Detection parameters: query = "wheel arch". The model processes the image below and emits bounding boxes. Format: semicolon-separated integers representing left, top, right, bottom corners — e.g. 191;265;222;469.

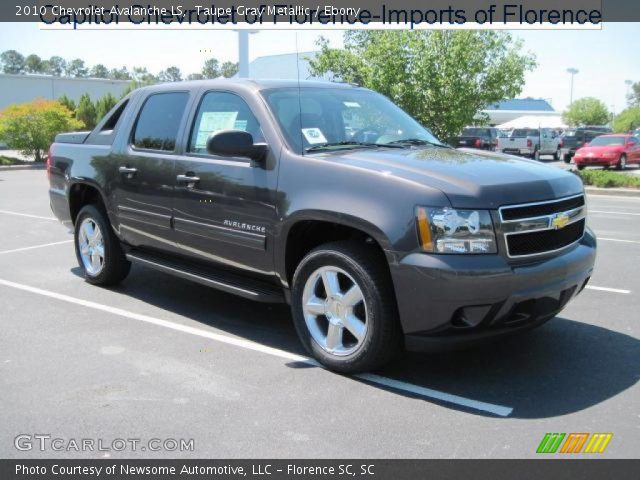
276;210;395;289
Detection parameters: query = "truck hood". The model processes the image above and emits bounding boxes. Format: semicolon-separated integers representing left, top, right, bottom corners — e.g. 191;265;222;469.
322;146;584;209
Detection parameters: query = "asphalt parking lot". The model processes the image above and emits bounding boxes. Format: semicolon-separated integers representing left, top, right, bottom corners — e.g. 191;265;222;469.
1;169;638;459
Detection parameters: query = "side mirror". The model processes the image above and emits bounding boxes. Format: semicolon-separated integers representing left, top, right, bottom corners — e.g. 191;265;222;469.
206;130;267;161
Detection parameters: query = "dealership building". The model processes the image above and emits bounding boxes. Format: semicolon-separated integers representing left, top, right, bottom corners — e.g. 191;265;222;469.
0;73;130;110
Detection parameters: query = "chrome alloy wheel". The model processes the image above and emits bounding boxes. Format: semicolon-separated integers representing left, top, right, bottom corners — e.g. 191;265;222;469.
301;266;368;356
78;217;105;276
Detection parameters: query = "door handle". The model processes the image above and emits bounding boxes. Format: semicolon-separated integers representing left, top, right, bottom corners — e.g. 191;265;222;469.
176;174;200;187
118;166;138;176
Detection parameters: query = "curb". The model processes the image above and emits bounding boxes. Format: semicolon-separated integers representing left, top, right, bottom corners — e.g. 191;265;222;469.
0;163;45;171
585;186;640;197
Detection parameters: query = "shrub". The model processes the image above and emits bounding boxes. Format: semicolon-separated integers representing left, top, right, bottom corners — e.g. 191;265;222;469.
75;93;96;129
576;169;640;189
0;98;83;161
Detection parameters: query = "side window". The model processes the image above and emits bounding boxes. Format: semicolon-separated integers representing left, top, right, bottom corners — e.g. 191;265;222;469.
102;100;127;131
189;91;263;154
133;92;189;151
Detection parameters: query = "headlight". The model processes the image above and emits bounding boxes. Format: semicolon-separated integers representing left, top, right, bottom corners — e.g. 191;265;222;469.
416;207;497;254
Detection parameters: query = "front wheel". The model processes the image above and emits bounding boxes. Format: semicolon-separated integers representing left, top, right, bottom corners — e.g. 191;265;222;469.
74;204;130;286
290;241;402;373
617;154;627;170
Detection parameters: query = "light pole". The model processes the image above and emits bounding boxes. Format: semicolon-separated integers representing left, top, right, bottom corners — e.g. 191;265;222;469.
567;68;579;106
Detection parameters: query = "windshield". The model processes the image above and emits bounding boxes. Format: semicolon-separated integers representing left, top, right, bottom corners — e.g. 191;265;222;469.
261;87;445;153
589;136;626;146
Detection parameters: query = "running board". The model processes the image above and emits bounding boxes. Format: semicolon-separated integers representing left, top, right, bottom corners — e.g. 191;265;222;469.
126;251;284;303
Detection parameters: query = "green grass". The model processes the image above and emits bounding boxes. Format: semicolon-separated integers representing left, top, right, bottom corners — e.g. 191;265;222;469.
0;155;28;166
576;169;640;189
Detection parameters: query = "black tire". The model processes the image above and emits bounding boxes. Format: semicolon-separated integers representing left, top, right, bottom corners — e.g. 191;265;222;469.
577;165;586;171
553;149;560;161
531;148;540;161
74;204;130;286
617;154;627;170
563;154;571;164
290;241;402;373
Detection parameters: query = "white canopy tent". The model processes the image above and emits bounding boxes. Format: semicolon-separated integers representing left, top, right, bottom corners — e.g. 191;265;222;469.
496;114;567;130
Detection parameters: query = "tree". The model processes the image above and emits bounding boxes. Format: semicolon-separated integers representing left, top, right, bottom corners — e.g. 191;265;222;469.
158;66;182;82
95;93;118;123
66;58;88;77
58;95;76;115
308;31;536;139
0;99;83;161
75;93;97;129
0;50;25;74
132;67;157;84
628;81;640;107
90;64;109;78
202;58;220;78
47;56;66;76
220;61;239;78
612;106;640;133
24;54;44;74
562;97;610;127
110;66;132;80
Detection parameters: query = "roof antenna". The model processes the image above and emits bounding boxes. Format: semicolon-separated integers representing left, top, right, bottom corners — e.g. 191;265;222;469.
295;32;304;154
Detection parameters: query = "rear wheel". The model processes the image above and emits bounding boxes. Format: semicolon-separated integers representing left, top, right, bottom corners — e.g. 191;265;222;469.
532;148;540;161
74;204;130;286
617;154;627;170
553;149;560;161
290;241;402;373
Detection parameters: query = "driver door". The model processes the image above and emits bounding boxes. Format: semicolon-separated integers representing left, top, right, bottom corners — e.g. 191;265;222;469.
171;90;279;278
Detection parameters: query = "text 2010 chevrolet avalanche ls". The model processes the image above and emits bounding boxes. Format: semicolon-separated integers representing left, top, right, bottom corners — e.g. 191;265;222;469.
48;80;596;373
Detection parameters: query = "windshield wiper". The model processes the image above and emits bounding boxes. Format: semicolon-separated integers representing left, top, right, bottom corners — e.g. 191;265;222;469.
385;138;450;148
305;141;404;152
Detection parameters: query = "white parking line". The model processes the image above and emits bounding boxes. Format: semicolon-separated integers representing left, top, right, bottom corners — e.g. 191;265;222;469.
0;277;513;417
585;285;631;294
591;210;640;216
0;240;73;255
0;210;57;221
598;237;640;245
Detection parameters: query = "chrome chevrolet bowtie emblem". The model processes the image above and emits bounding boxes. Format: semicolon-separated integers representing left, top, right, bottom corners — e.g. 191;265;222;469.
551;212;570;230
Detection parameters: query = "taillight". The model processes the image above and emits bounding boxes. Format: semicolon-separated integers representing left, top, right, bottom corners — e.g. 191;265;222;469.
527;139;533;148
559;139;564;148
474;138;481;148
46;146;53;181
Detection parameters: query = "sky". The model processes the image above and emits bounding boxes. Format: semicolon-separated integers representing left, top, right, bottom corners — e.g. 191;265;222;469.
0;23;638;114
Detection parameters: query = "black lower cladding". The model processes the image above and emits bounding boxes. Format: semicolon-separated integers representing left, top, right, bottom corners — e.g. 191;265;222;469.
507;219;585;256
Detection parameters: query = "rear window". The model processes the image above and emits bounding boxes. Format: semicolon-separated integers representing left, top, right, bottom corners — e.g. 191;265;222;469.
462;128;490;136
512;129;539;137
133;92;189;151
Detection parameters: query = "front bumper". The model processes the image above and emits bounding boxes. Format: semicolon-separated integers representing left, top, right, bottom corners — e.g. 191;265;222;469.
389;229;596;351
575;156;615;167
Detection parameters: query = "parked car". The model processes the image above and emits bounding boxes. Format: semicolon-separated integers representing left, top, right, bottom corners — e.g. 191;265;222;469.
497;128;560;160
573;134;640;170
559;126;613;163
633;128;640;138
451;127;499;150
47;79;596;373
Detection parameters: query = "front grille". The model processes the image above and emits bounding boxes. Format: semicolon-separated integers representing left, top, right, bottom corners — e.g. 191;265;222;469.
501;195;585;220
507;219;585;256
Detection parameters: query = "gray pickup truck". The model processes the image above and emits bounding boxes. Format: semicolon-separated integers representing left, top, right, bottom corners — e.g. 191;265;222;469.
48;79;596;373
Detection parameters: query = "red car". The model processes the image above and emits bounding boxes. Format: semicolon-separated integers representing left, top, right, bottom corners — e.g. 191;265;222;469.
574;134;640;170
